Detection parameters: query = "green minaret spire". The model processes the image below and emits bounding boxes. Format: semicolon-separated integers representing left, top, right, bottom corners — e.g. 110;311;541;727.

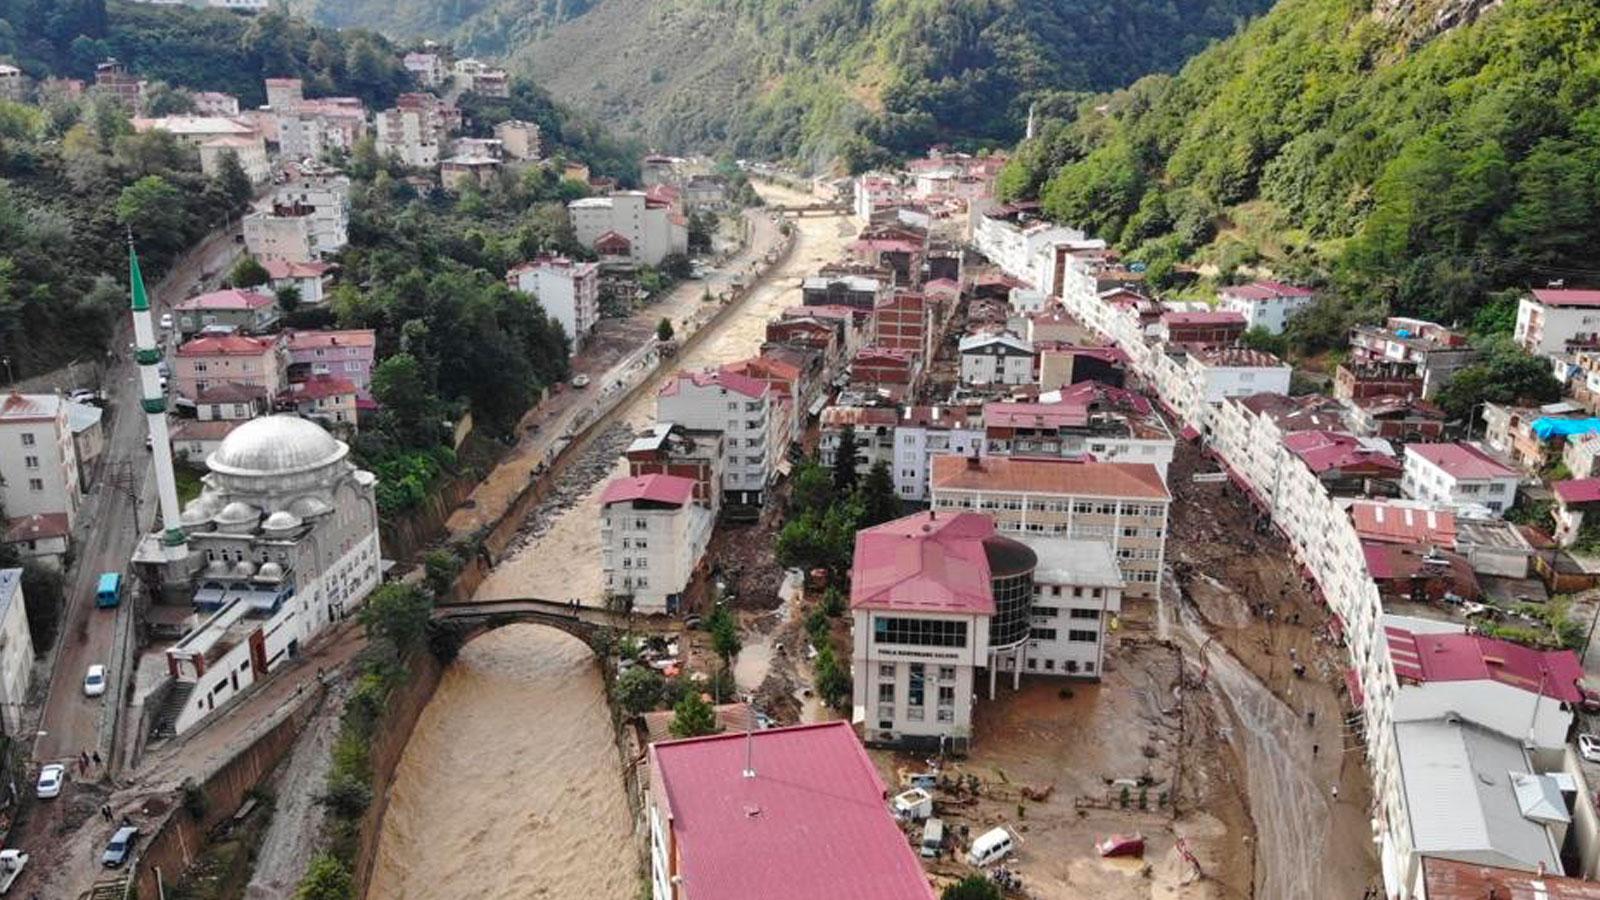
129;239;150;312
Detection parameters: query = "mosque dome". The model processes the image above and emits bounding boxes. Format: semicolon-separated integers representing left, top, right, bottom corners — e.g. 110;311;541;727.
213;501;261;526
208;415;347;478
262;510;303;532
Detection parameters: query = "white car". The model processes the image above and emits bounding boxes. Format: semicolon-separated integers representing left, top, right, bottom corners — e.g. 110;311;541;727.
571;374;591;388
1580;733;1600;764
159;312;173;331
83;664;107;697
35;764;65;799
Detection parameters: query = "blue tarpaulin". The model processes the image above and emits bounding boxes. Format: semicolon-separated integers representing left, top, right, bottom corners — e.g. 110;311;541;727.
1532;417;1600;440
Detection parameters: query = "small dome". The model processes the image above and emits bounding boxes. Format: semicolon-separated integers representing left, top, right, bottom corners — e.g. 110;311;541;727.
179;504;214;527
209;415;347;477
288;496;332;519
982;535;1037;578
262;510;303;531
255;561;285;582
214;501;260;526
231;560;257;578
204;559;229;576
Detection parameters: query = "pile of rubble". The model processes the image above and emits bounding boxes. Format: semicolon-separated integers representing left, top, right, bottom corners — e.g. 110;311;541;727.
502;423;634;554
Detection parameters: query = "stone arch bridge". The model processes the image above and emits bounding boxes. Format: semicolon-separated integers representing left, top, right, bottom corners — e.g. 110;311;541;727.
430;598;667;652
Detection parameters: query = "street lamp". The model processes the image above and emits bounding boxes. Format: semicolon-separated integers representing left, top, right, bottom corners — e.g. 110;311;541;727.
0;356;11;385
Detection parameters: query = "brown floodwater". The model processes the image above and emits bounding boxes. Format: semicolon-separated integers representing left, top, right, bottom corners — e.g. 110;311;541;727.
366;625;636;899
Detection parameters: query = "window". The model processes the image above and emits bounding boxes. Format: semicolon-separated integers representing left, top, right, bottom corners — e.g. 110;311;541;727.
1032;606;1059;618
1030;627;1057;641
1069;629;1098;643
873;617;967;648
878;683;895;703
27;478;43;492
908;664;925;707
22;455;37;469
19;432;35;447
938;666;956;681
878;663;895;678
938;685;955;707
1044;658;1055;670
1069;609;1099;620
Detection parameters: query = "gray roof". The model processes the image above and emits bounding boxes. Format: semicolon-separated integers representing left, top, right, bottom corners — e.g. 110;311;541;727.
1017;537;1123;588
1395;717;1561;872
207;415;346;477
66;401;102;435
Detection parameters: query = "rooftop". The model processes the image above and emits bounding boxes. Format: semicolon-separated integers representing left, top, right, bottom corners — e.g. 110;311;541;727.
658;369;769;401
175;289;275;312
1406;442;1518;480
1282;431;1400;476
1187;346;1287;369
599;474;696;508
649;722;934;900
851;511;1015;614
1161;310;1247;326
1219;280;1316;302
1350;501;1457;546
931;455;1169;500
1019;537;1122;588
1553;477;1600;506
1531;288;1600;308
958;332;1033;354
1383;623;1583;702
176;335;278;358
262;259;335;280
285;329;374;351
640;703;753;745
4;513;71;543
1421;857;1600;899
0;392;63;422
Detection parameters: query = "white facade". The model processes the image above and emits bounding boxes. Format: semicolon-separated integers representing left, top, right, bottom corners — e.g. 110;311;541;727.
1515;291;1600;357
853;607;987;749
274;177;350;256
1218;285;1315;335
507;257;600;354
569;193;688;267
600;487;713;615
0;394;81;529
655;372;780;506
199;137;270;184
958;333;1035;386
403;53;444;88
243;212;315;264
0;570;35;735
1401;445;1519;515
972;211;1085;294
374;107;440;168
1011;539;1122;679
894;416;984;502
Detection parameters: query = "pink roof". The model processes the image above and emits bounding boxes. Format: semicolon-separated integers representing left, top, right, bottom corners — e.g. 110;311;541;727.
1221;280;1316;302
851;512;999;614
1351;502;1457;546
176;335;277;357
175;289;275;312
4;512;70;543
1161;310;1246;326
849;238;922;255
285;329;375;351
1383;624;1584;702
932;455;1169;500
650;722;934;900
292;375;357;400
658;369;769;400
1555;478;1600;505
984;401;1088;430
1189;346;1286;368
1406;442;1518;480
1532;288;1600;308
0;392;62;422
1282;431;1400;475
600;473;697;507
262;259;335;280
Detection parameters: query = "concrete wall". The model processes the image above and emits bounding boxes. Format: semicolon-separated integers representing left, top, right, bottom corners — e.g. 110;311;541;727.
350;649;445;897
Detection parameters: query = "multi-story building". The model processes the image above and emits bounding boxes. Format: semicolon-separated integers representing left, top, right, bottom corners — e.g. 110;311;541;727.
452;58;511;98
801;273;889;312
958;332;1035;386
850;511;1034;751
872;289;932;357
93;59;142;106
1156;346;1293;430
0;393;81;529
721;356;809;438
243;207;318;264
493;120;542;160
984;384;1175;479
819;406;900;481
263;77;303;112
0;570;35;734
262;259;336;307
646;721;934;900
892;406;985;502
374;106;440;168
1401;442;1520;515
1347;317;1476;398
402;52;444;88
285;376;359;432
197;135;271;184
930;456;1169;599
1515;288;1600;357
506;256;600;354
0;65;24;102
277;99;367;162
599;474;712;614
656;370;782;506
173;289;279;337
273;168;350;254
972;202;1096;296
625;424;723;514
569;192;688;267
848;346;920;398
284;330;376;398
1215;280;1316;334
1012;537;1122;679
172;334;287;404
1156;310;1247;346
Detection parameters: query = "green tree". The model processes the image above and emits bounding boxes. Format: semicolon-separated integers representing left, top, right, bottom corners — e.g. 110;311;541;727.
142;82;195;117
1435;337;1564;422
421;548;462;597
615;665;667;716
813;642;851;710
371;353;444;448
831;426;859;493
669;690;718;738
357;583;433;653
788;458;831;514
707;605;741;667
855;460;899;527
215;149;253;206
942;876;1002;900
115;175;184;247
297;852;353;900
655;317;674;342
231;256;270;288
276;283;303;314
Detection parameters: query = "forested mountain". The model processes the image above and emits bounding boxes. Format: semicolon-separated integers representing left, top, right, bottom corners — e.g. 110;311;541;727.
999;0;1600;341
293;0;1275;167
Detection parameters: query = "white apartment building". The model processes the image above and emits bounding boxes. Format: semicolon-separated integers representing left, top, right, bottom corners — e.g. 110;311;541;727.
1013;537;1122;679
198;136;271;184
929;456;1170;599
403;52;444;88
1401;442;1520;515
1515;288;1600;357
274;173;350;255
819;406;899;481
984;389;1176;481
493;120;542;160
1156;346;1292;432
893;407;984;501
0;393;81;530
599;474;713;615
656;370;780;507
0;570;35;735
243;211;317;264
958;332;1035;386
569;192;688;267
971;205;1088;296
374;107;440;168
1217;280;1316;334
506;256;600;354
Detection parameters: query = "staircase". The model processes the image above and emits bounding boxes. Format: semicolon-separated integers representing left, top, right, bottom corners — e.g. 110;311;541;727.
149;681;197;739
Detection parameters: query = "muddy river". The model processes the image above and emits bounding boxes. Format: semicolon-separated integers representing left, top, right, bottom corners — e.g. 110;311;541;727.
369;187;850;898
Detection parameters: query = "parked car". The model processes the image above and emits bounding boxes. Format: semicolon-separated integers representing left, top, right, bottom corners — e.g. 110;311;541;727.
101;825;139;868
1579;733;1600;763
35;764;65;799
571;374;591;388
158;312;173;331
83;664;107;697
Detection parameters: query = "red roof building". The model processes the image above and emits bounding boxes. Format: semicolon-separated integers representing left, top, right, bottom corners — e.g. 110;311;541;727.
1157;310;1247;346
1350;501;1458;547
1405;442;1518;480
599;473;697;507
1282;431;1401;480
1530;288;1600;308
850;511;1006;614
646;722;935;900
1382;624;1581;702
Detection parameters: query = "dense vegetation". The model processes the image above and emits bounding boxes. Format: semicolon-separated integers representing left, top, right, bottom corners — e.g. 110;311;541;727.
999;0;1600;337
298;0;1273;166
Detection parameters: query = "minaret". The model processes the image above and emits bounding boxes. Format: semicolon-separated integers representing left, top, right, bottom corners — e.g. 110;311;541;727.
1025;102;1037;141
129;240;187;553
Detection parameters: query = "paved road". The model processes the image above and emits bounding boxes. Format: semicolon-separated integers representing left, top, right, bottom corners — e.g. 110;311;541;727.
32;226;243;767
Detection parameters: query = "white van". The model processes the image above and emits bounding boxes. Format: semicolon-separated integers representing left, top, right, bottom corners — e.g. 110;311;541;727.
966;826;1015;867
920;818;945;858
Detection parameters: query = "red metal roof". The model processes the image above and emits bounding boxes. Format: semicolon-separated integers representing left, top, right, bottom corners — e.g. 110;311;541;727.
658;369;770;400
931;455;1169;500
0;392;63;422
1160;310;1246;326
1554;477;1600;505
262;259;335;280
1406;442;1518;480
1220;280;1316;302
1422;857;1600;899
291;375;357;400
174;288;275;312
649;722;934;900
3;512;70;543
285;329;375;351
1282;431;1400;476
599;473;696;507
851;511;999;613
1531;288;1600;308
1383;623;1583;702
1350;501;1457;546
984;400;1088;430
175;335;277;357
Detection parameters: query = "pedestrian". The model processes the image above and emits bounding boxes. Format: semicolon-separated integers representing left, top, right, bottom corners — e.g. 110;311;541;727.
1306;709;1316;727
1331;784;1339;801
91;750;101;767
101;804;112;822
1312;744;1319;757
